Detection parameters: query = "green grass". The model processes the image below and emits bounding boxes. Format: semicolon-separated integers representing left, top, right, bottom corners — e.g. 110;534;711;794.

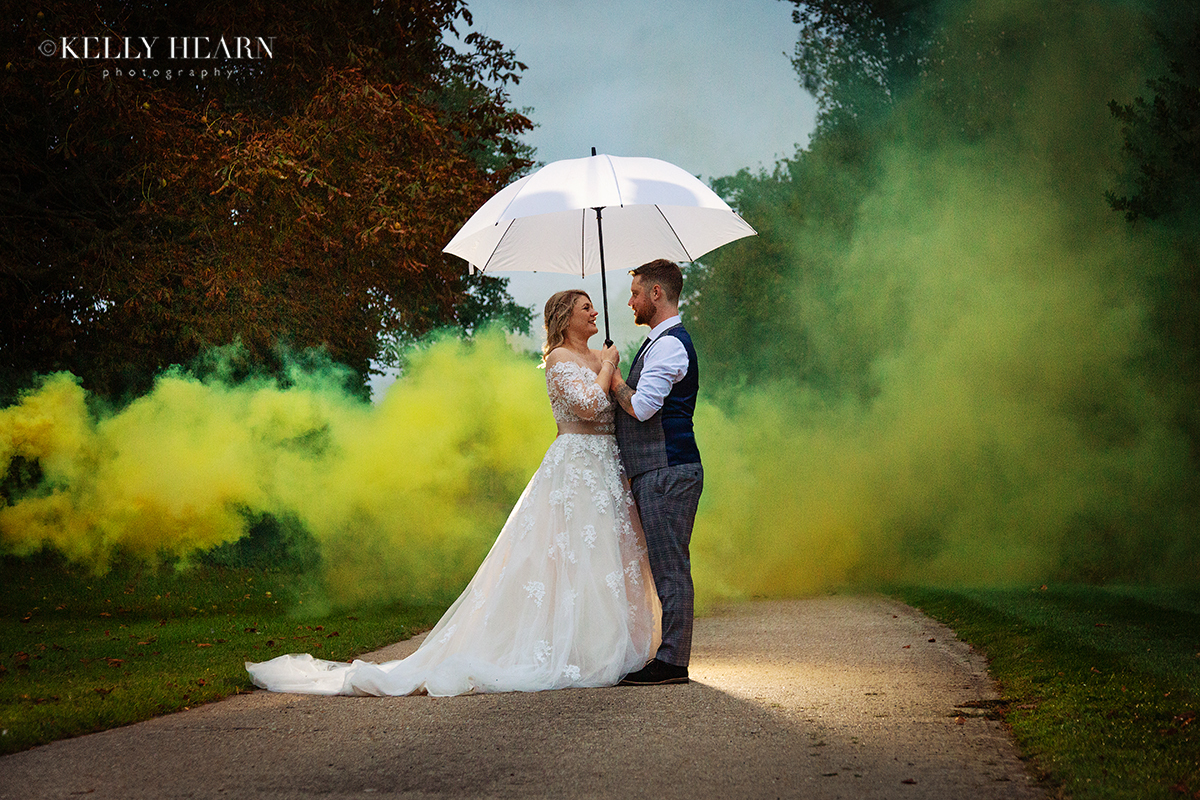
0;554;448;755
897;584;1200;800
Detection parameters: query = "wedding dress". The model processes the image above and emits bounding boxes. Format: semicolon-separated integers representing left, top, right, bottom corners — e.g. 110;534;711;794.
246;359;660;696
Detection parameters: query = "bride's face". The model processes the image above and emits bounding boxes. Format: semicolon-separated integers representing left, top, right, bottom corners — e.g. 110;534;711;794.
568;295;599;341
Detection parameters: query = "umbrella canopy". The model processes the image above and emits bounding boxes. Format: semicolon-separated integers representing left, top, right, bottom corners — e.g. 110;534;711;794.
444;153;755;277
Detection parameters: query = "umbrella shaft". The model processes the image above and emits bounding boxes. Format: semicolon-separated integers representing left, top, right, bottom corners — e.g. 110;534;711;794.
594;207;612;347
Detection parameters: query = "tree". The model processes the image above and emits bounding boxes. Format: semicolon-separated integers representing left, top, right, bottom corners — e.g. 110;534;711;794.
1107;9;1200;225
0;0;533;401
784;0;939;134
1107;4;1200;449
686;2;937;395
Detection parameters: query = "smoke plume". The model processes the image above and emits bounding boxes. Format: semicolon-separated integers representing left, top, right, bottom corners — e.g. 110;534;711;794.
689;0;1199;602
0;333;553;607
3;1;1196;612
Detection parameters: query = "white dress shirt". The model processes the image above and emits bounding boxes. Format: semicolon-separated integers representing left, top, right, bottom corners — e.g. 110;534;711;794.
630;315;690;422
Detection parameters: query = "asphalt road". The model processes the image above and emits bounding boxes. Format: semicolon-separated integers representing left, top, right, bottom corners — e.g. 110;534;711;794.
0;595;1045;799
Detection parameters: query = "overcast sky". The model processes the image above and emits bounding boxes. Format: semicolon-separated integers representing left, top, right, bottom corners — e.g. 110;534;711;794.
377;2;816;393
448;0;818;355
463;0;815;180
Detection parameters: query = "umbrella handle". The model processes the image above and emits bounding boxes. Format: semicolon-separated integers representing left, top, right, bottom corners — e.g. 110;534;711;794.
594;206;613;347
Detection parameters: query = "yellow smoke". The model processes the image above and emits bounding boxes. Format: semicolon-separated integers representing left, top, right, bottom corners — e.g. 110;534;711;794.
4;2;1197;613
0;333;553;606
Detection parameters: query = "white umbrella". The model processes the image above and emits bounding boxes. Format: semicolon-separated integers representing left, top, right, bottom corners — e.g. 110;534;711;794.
443;151;756;343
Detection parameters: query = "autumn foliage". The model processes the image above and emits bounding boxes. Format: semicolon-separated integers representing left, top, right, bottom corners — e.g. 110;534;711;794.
0;0;533;399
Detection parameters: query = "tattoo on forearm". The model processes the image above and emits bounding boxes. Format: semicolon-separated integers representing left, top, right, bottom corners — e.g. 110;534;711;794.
614;383;635;414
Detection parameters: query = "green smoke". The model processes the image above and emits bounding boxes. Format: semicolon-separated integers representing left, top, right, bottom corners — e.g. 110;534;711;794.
3;1;1196;613
687;0;1199;601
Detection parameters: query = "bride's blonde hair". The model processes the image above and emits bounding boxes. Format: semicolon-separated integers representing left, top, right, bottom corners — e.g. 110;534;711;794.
542;289;590;360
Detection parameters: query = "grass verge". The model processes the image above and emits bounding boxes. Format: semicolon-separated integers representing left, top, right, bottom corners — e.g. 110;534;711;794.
897;584;1200;800
0;554;448;756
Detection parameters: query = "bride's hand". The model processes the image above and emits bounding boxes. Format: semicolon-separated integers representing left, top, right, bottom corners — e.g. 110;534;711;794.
600;344;620;367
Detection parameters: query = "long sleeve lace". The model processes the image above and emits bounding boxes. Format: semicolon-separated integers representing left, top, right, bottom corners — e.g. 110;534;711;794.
546;362;613;422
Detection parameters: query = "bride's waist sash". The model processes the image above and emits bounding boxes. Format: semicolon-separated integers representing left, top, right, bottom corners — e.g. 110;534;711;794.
556;420;615;436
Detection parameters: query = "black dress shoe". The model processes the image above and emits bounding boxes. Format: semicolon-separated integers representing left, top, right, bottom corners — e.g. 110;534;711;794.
618;658;689;686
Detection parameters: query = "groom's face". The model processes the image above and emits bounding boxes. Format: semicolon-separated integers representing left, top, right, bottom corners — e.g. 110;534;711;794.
629;276;657;326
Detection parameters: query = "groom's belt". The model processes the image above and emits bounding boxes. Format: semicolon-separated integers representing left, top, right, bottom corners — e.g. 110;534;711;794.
556;420;615;436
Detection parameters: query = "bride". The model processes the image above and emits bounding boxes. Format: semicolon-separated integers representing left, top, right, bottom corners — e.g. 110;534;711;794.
246;290;660;696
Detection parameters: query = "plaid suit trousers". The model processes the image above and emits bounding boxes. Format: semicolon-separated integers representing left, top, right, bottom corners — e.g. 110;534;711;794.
630;462;704;667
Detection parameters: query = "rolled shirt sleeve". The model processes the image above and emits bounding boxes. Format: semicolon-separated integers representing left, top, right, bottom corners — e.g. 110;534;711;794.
629;328;690;422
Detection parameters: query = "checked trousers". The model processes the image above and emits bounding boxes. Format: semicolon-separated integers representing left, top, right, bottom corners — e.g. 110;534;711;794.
629;462;704;667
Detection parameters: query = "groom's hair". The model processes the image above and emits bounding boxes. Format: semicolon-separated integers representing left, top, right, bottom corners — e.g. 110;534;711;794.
631;259;683;304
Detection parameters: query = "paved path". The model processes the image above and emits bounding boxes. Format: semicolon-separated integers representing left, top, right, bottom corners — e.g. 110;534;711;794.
0;596;1044;799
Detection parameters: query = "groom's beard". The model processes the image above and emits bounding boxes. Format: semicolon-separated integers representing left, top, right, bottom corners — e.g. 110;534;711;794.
634;302;656;326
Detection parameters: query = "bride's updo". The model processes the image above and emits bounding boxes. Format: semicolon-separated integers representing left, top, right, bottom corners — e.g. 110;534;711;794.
542;289;590;360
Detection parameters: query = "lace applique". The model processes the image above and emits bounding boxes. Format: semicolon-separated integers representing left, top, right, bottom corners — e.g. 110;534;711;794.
547;486;574;523
553;531;577;564
581;525;597;549
546;361;615;429
472;587;485;610
605;570;623;598
519;510;535;540
562;664;581;681
439;624;457;644
589;475;611;515
560;464;581;521
625;560;642;586
534;640;553;664
525;581;546;607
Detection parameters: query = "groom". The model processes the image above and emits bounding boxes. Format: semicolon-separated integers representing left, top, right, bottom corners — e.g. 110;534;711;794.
608;259;703;686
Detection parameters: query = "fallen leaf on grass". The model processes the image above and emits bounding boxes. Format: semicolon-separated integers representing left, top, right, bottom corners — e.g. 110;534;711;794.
901;778;917;784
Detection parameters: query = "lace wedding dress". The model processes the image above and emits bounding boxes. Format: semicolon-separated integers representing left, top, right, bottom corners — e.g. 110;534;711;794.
246;360;660;696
